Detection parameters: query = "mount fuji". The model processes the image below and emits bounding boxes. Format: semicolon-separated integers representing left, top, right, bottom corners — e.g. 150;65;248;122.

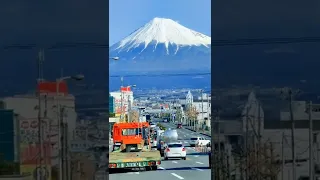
109;17;211;74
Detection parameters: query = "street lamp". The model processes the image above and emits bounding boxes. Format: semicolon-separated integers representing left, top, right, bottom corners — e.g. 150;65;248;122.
56;74;84;180
110;57;120;60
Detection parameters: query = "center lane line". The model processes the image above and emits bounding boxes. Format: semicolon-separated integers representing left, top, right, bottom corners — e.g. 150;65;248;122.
171;173;184;179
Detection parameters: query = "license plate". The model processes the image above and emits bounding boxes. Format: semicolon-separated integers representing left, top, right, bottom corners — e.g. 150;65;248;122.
125;162;147;167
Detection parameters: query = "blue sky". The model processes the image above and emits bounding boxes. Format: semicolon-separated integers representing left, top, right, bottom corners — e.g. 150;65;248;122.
109;0;211;45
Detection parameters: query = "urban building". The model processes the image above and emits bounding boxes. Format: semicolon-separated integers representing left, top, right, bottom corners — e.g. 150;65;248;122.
0;81;77;176
109;94;115;114
110;86;134;117
280;101;320;121
185;90;211;127
0;109;19;163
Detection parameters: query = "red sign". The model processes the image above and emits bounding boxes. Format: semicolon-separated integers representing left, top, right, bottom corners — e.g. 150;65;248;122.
37;81;68;94
120;86;131;92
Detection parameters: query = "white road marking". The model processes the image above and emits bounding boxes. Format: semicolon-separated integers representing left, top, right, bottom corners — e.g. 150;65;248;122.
171;173;184;179
191;167;204;171
194;155;199;157
159;166;165;170
196;161;204;164
184;141;188;143
134;172;139;174
172;161;178;164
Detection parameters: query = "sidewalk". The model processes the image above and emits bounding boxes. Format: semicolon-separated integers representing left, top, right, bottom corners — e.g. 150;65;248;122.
185;126;211;137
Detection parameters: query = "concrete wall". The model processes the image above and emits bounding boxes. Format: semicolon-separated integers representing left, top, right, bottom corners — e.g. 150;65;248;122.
280;101;320;121
263;129;320;161
0;174;31;180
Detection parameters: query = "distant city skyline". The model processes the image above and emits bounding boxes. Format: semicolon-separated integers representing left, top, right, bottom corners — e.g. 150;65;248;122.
109;0;211;45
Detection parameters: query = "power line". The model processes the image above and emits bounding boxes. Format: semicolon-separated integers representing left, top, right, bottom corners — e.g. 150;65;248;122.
109;72;211;78
2;36;320;50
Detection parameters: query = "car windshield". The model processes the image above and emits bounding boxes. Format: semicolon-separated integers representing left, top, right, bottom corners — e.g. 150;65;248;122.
168;144;183;148
190;138;198;140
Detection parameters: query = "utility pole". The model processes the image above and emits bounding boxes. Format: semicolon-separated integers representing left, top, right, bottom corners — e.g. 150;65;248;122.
210;107;214;180
257;100;261;180
201;90;204;131
128;95;131;122
56;79;63;180
280;87;297;180
309;101;314;180
60;107;66;180
120;77;124;122
207;94;209;129
215;108;221;179
281;132;285;180
245;106;249;180
288;89;296;180
43;94;48;178
217;109;221;157
37;49;44;180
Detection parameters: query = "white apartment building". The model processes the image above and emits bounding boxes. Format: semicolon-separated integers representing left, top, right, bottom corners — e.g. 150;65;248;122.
185;91;211;127
110;91;134;117
260;100;320;179
1;94;77;166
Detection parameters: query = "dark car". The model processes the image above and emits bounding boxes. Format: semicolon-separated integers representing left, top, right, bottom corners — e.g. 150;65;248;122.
177;123;182;129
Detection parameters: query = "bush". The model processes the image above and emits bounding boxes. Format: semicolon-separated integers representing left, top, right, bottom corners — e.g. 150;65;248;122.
156;123;167;130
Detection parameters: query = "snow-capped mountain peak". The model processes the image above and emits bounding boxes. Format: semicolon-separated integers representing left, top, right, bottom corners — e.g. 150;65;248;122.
114;17;211;54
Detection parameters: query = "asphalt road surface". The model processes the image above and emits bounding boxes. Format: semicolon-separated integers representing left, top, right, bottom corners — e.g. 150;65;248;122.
108;121;211;180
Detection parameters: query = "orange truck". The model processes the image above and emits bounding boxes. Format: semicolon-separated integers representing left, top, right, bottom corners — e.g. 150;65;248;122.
109;122;161;171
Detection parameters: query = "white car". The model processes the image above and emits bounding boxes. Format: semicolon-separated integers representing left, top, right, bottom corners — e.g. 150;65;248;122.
150;123;156;128
164;142;187;160
190;137;210;147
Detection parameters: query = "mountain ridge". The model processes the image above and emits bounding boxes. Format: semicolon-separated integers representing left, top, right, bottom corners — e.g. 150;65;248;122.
109;17;211;73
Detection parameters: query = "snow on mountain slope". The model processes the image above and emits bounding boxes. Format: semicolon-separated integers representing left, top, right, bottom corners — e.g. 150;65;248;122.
111;17;211;55
109;17;211;73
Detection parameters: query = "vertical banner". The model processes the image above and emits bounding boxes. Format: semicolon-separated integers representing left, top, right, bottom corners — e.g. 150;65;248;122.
20;118;52;180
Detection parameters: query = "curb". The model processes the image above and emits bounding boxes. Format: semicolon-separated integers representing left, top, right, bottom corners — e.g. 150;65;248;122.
185;127;211;137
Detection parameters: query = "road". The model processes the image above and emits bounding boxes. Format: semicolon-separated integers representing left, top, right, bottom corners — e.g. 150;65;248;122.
108;121;211;180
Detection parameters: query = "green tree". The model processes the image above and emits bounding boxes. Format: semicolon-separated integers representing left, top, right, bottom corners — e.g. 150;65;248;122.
109;112;115;117
0;153;19;175
175;108;183;123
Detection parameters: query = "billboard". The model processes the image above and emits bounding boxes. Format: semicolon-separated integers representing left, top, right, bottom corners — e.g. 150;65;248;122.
20;117;53;180
110;88;133;117
37;81;68;94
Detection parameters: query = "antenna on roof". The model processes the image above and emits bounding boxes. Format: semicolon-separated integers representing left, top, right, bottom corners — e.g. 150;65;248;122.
37;49;45;83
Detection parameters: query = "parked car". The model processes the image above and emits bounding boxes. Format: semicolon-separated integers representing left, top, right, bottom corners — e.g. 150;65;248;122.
150;122;156;128
189;137;210;147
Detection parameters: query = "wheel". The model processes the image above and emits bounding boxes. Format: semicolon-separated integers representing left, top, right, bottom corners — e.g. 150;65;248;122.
164;157;168;160
151;166;158;171
183;157;186;160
